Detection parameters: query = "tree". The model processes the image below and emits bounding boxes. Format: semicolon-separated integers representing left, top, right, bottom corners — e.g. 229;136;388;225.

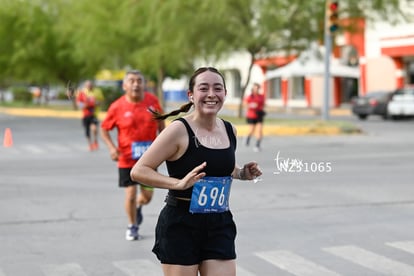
119;0;232;106
0;0;95;105
0;0;408;112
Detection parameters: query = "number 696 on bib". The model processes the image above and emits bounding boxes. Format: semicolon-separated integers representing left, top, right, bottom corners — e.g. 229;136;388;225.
190;176;232;214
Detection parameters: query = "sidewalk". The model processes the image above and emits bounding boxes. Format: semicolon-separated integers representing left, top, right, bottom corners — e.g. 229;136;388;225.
219;102;352;118
0;105;357;136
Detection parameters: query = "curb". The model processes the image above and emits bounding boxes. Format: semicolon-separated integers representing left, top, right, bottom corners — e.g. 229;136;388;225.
0;107;83;119
0;107;356;136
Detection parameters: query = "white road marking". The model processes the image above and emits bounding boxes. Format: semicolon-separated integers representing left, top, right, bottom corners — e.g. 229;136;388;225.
255;250;341;276
45;143;71;152
324;245;414;276
20;145;45;154
387;241;414;254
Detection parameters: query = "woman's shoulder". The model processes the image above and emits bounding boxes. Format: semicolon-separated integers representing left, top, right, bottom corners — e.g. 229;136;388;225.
165;118;188;134
155;118;189;149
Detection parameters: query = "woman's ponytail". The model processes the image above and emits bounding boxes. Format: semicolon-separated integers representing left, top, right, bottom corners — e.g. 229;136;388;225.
149;102;193;121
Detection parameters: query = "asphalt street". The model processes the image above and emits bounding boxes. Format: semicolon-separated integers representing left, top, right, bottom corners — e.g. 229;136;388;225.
0;113;414;276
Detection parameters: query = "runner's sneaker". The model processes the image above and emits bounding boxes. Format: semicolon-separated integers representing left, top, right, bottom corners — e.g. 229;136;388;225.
125;225;139;241
136;206;143;226
253;146;261;152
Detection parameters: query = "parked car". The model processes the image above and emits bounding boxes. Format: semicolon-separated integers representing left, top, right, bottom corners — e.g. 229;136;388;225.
351;91;394;120
387;86;414;119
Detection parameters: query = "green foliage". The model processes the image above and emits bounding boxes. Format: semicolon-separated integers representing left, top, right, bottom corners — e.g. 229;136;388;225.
56;91;69;100
0;0;409;102
100;86;123;111
0;0;91;88
11;86;32;103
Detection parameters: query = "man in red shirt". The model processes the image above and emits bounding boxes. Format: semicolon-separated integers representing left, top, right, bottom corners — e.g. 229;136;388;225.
101;70;165;241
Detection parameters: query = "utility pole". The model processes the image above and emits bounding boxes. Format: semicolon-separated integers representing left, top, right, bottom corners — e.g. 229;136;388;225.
323;1;339;121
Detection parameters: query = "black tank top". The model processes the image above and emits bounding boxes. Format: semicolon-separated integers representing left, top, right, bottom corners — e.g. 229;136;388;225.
166;117;237;198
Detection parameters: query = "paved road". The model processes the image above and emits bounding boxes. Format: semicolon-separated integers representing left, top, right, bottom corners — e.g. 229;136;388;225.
1;114;414;276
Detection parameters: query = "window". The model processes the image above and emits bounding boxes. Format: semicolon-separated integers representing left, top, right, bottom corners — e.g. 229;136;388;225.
268;78;282;99
291;77;305;99
223;69;241;98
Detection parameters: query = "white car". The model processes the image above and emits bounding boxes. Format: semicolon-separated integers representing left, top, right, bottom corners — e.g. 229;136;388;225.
387;87;414;119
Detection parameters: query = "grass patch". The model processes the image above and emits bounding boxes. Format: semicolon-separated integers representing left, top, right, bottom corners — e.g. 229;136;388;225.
218;115;362;134
220;114;355;127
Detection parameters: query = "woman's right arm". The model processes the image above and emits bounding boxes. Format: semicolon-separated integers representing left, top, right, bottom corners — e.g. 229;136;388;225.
130;120;206;190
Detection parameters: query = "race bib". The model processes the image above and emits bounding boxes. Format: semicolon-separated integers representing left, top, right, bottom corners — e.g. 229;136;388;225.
131;141;152;160
190;176;232;214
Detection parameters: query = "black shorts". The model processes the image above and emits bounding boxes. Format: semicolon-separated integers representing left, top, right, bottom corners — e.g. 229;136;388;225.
118;168;153;190
246;117;263;124
82;115;98;138
82;115;99;127
152;199;237;265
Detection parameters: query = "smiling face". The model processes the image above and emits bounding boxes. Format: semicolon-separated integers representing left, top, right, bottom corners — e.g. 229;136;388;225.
189;70;227;115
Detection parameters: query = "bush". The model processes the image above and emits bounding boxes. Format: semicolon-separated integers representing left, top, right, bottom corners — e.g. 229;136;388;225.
12;86;32;104
100;86;123;111
56;90;69;100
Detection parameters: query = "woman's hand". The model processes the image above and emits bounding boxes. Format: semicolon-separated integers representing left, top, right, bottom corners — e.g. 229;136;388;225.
174;162;207;190
241;161;262;180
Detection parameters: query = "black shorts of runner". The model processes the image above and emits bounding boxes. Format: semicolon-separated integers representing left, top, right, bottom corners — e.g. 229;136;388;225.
152;198;237;265
82;115;99;138
118;168;154;191
246;117;263;124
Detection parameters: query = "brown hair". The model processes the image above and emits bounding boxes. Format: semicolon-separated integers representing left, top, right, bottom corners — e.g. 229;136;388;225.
150;67;226;120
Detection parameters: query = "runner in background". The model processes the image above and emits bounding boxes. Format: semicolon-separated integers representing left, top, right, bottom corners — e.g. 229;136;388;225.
244;83;266;152
76;80;104;151
100;70;165;241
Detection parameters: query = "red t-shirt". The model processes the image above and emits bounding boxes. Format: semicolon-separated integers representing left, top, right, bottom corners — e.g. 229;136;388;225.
101;93;163;168
245;94;265;119
76;88;104;117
